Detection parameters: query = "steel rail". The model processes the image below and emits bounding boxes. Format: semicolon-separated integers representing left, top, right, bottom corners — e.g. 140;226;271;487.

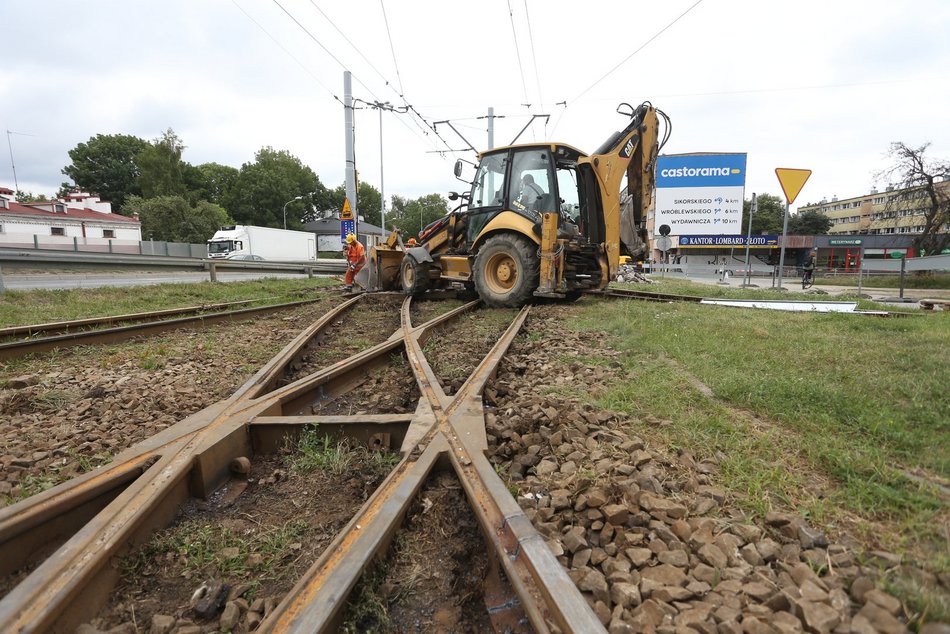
1;294;604;633
0;296;363;603
0;295;476;631
0;297;327;361
259;299;604;633
0;298;267;339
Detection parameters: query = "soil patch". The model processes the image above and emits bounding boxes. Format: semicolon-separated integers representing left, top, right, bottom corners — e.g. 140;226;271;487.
0;299;335;507
84;435;396;633
342;471;493;633
283;295;403;385
422;308;519;395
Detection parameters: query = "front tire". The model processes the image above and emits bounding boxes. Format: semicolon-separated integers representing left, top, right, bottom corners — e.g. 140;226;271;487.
400;256;430;295
473;234;539;307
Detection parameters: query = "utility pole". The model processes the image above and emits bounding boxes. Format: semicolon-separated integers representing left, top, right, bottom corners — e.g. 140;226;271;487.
353;100;408;239
487;107;495;150
344;71;357;240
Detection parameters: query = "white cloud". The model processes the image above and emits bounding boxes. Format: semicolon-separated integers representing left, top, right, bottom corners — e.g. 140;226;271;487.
1;0;948;214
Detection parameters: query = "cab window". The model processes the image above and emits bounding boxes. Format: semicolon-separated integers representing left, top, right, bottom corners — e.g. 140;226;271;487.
469;152;507;209
556;166;580;223
508;150;555;214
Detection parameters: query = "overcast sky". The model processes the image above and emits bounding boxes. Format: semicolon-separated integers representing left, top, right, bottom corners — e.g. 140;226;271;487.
2;0;949;214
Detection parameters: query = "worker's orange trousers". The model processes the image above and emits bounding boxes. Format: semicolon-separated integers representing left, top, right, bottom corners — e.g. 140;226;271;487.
344;263;363;285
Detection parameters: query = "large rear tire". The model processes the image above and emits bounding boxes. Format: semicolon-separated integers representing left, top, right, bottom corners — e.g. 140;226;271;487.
473;234;539;307
400;256;430;295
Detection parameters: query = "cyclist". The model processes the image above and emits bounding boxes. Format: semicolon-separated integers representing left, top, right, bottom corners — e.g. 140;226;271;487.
802;250;817;288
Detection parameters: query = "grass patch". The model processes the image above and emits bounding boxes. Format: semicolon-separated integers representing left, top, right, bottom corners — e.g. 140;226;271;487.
0;278;336;328
287;427;400;477
816;273;950;290
571;294;949;548
126;517;311;592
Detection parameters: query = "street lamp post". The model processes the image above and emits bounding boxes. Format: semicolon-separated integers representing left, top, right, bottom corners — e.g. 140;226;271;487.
282;195;307;231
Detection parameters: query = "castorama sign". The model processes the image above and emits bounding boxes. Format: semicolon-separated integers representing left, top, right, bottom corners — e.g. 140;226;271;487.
654;153;747;236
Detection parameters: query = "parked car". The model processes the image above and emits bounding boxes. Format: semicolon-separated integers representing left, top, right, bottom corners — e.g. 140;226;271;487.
226;254;265;261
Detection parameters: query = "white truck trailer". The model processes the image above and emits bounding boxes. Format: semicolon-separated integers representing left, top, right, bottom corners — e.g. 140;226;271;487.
207;225;317;261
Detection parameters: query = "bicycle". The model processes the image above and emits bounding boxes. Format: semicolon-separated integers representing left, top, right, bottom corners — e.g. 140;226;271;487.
801;269;814;289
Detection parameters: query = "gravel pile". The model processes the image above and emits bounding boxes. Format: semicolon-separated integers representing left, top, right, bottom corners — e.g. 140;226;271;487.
487;306;915;633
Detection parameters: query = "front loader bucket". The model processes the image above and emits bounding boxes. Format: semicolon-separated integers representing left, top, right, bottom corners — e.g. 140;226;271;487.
363;246;403;291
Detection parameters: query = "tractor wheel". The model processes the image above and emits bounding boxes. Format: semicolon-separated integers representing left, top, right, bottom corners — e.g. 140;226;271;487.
473;234;539;307
400;255;430;295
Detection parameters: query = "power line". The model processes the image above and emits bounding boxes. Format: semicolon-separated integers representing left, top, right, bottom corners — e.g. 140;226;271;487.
379;0;406;96
271;0;350;77
523;0;544;111
306;0;402;98
230;0;340;101
551;0;704;136
506;0;531;109
571;0;704;103
290;0;454;156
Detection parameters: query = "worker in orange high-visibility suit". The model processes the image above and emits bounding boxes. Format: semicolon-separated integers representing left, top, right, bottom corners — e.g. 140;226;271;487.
343;233;366;291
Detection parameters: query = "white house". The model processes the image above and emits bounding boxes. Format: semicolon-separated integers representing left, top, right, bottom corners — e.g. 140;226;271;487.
0;187;142;248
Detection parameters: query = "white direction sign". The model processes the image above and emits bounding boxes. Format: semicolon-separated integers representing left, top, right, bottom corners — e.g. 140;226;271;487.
654;153;747;236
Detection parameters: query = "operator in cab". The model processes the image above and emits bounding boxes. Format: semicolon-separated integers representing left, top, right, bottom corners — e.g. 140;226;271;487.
343;233;366;292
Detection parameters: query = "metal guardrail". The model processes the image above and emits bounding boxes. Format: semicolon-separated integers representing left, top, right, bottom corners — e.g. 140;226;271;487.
0;248;346;289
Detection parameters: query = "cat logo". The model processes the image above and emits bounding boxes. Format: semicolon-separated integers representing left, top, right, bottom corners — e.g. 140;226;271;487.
619;134;638;159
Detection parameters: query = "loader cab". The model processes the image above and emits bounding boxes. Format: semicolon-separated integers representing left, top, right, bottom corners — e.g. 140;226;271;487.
464;145;597;246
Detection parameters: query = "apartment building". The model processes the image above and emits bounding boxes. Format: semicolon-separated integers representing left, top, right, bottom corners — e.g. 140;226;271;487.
798;180;950;237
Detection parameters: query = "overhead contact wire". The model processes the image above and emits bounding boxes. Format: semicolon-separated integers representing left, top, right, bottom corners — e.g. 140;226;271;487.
231;0;340;102
551;0;705;136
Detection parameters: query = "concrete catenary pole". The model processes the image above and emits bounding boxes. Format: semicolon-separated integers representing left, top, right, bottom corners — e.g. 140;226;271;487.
344;71;358;238
379;104;385;236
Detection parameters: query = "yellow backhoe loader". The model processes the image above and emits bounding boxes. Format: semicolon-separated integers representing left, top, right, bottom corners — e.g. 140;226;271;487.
361;102;670;307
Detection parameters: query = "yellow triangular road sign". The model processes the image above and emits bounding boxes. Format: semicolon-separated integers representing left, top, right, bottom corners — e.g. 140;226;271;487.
775;168;812;205
340;197;353;220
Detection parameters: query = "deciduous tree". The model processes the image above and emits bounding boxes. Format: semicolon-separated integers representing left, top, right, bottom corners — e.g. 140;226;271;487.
127;195;231;243
788;209;832;235
61;133;147;212
740;193;785;236
136;129;187;199
224;148;325;229
878;142;950;255
388;194;449;238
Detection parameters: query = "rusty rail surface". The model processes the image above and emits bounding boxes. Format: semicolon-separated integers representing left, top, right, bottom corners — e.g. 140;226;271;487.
0;297;326;361
0;294;605;633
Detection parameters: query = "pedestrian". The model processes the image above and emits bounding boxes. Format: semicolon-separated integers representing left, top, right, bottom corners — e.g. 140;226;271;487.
343;233;366;292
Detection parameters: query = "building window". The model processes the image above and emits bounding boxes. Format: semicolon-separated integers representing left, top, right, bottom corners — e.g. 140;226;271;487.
0;198;7;209
103;229;116;238
51;227;66;236
54;203;66;213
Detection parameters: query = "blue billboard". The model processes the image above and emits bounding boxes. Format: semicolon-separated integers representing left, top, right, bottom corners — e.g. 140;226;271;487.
654;153;747;236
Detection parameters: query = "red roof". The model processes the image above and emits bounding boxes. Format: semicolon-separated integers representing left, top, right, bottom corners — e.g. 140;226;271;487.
0;187;14;195
0;201;140;224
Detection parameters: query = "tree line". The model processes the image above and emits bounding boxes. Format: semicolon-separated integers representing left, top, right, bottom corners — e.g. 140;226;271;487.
49;129;450;243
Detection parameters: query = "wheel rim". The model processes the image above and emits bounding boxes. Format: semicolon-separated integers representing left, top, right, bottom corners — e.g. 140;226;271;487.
484;251;518;294
402;262;414;288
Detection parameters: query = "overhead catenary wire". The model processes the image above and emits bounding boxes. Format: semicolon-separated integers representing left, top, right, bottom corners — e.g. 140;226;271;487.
267;0;451;158
506;0;532;111
523;0;544;112
550;0;705;136
379;0;406;96
230;0;340;102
